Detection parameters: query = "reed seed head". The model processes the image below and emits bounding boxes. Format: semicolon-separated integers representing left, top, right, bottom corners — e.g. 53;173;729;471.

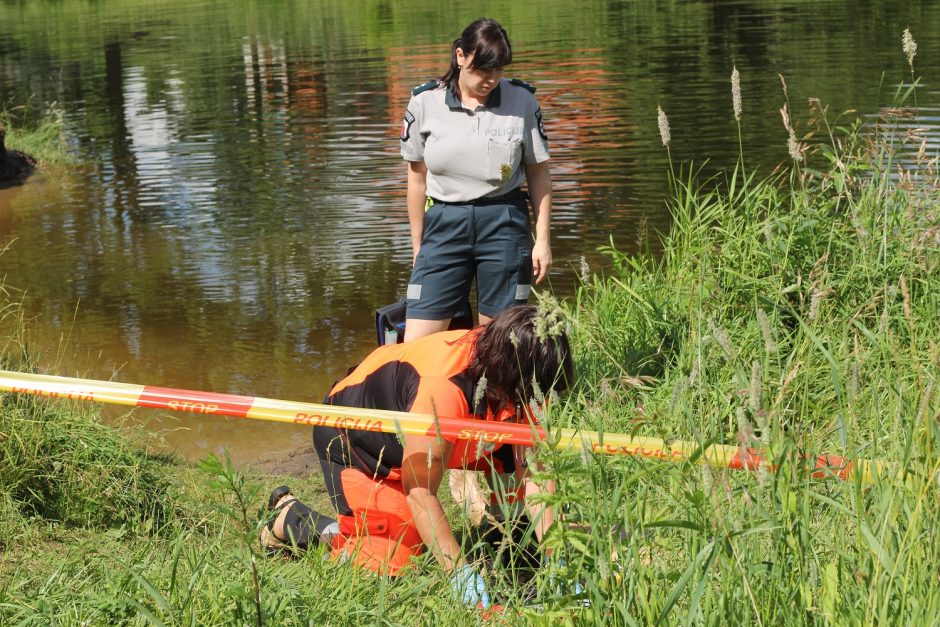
749;360;762;413
530;374;546;405
731;65;742;120
533;292;567;342
473;373;488;411
903;28;917;70
780;103;804;162
528;397;545;424
778;74;788;99
636;216;649;250
757;459;770;486
808;285;823;320
579;255;590;283
779;103;792;131
788;133;803;162
710;320;735;360
900;274;912;324
736;406;754;446
657;104;671;147
701;464;714;495
756;307;777;355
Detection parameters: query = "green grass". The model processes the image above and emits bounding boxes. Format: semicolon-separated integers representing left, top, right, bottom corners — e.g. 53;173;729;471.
547;97;940;624
1;105;70;165
1;88;939;624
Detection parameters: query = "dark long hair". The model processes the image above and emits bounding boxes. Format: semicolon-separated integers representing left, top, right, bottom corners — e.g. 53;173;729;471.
438;18;513;94
467;305;574;409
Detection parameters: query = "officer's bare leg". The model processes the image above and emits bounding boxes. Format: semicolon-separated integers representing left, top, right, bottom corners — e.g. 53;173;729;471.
403;318;451;341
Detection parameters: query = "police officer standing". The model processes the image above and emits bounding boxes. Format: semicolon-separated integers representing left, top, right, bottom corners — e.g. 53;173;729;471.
400;17;553;340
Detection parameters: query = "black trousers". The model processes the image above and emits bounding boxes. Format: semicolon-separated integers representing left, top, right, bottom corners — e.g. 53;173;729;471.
312;424;404;516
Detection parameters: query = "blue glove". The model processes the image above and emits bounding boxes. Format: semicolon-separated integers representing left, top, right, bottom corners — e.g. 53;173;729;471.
450;564;491;609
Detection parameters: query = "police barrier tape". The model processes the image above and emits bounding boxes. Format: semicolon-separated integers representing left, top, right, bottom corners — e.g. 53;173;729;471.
0;369;886;483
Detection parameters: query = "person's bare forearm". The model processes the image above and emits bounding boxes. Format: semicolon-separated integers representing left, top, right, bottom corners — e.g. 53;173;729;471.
524;162;553;283
526;162;552;246
401;434;461;571
406;161;428;258
406;487;462;571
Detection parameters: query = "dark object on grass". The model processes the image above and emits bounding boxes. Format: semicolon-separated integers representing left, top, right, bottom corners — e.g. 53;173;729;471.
0;124;37;188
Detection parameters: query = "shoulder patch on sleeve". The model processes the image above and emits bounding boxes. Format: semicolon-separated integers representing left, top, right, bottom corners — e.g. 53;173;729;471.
535;107;548;141
411;80;440;96
509;78;536;93
401;110;415;142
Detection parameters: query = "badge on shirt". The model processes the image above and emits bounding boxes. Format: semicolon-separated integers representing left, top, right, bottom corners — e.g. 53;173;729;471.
535;107;548;141
401;110;415;141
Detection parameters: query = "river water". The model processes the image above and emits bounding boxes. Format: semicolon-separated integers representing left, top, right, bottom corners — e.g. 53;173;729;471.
0;0;937;465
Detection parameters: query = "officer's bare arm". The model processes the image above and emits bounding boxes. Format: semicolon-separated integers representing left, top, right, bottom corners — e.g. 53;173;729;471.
406;161;428;262
524;161;553;284
514;444;556;546
401;433;462;571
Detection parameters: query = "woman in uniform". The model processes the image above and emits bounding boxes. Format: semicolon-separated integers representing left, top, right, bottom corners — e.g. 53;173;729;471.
261;305;573;609
399;17;553;341
400;18;555;515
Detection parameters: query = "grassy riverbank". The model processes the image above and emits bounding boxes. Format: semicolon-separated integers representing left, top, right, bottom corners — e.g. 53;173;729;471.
2;102;939;624
0;106;69;165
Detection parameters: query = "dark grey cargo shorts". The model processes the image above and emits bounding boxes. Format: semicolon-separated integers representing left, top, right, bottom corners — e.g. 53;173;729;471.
406;197;532;320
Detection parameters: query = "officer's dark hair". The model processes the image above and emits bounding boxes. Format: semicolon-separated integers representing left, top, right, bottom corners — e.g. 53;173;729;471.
439;18;513;95
467;304;574;410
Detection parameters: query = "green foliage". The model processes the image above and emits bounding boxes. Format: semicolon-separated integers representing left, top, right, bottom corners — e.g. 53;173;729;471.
0;104;70;165
556;101;940;623
0;390;172;537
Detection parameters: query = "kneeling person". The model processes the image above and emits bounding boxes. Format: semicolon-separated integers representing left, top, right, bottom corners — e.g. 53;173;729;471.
262;304;573;607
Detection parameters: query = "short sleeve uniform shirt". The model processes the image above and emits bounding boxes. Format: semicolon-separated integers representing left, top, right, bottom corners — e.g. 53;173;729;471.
400;78;550;203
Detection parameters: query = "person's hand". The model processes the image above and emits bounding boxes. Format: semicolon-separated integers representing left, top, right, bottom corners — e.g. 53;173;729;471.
450;563;491;609
532;239;552;284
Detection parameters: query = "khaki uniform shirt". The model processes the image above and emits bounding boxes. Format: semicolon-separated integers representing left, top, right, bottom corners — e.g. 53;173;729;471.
400;78;550;203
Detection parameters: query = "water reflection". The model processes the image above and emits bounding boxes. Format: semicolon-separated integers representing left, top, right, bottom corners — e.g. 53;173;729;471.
0;0;937;465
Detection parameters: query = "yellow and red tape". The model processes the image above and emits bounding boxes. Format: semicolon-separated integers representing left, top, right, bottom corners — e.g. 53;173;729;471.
0;369;885;483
